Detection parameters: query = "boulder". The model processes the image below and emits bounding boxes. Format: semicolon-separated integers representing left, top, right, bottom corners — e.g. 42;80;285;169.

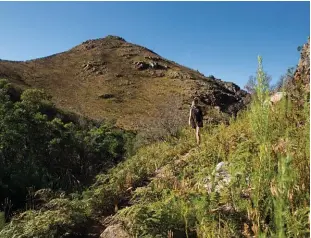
203;161;232;194
197;86;249;117
133;61;149;70
100;224;130;238
222;82;240;94
270;92;286;104
149;61;166;69
133;61;167;70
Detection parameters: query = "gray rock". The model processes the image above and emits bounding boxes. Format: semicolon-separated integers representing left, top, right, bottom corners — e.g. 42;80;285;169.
100;224;130;238
149;62;156;68
203;162;232;194
223;82;240;93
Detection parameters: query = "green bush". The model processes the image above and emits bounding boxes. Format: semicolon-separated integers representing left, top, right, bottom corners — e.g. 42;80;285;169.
0;80;132;213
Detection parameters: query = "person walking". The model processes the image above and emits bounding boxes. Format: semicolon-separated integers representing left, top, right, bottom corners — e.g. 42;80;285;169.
189;97;203;145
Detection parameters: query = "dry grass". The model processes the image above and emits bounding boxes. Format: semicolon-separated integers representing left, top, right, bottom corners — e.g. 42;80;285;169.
0;35;246;134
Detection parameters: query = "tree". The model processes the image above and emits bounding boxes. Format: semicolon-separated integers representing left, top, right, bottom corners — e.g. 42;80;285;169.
244;72;272;94
0;81;131;215
270;67;295;93
297;45;303;52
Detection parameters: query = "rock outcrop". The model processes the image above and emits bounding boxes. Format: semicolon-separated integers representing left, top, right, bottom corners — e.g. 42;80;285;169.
100;224;130;238
294;37;310;93
195;81;250;117
203;162;232;194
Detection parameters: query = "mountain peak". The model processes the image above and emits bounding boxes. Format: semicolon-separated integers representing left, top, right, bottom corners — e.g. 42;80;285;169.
0;37;248;134
104;35;126;42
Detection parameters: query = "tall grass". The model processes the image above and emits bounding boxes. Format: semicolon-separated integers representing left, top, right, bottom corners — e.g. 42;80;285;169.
248;56;272;236
115;56;309;237
247;56;309;237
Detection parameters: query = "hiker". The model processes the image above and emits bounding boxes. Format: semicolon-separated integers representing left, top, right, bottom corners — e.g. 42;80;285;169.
189;97;203;145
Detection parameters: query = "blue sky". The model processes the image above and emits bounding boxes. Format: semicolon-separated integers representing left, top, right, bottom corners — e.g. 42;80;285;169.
0;1;309;88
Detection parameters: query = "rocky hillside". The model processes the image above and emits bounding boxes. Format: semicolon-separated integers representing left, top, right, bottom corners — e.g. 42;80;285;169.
294;37;310;93
0;35;248;135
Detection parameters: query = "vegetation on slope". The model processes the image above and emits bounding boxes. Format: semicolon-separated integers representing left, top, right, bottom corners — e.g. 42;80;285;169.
0;35;248;137
114;58;309;237
0;47;309;237
0;79;133;224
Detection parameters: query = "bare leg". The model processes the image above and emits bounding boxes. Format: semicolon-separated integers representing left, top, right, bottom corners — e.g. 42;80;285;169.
195;126;201;145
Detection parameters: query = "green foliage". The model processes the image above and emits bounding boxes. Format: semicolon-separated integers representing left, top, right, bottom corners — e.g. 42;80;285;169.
297;45;303;52
0;213;4;231
0;198;88;238
0;81;132;214
271;67;296;93
20;88;53;110
112;56;309;237
244;67;272;94
245;56;309;237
